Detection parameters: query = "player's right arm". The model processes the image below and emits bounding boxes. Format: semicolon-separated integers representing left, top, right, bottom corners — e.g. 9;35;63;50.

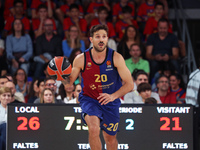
67;53;84;86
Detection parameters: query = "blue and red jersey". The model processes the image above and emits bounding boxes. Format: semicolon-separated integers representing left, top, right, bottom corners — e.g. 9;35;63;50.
80;48;122;101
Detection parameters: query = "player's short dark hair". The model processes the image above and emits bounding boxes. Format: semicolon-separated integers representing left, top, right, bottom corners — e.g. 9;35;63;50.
137;83;152;93
69;3;79;11
97;6;108;14
155;2;164;10
37;4;47;11
90;24;108;37
145;97;157;104
14;0;24;6
122;5;132;14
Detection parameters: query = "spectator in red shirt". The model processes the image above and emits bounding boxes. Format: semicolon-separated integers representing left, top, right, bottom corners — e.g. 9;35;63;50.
32;4;57;38
136;0;155;23
143;2;172;39
3;0;27;20
112;0;135;24
55;0;84;24
31;0;55;19
85;0;110;25
63;4;87;40
169;73;186;103
89;6;117;50
156;75;177;104
3;0;30;37
90;6;115;38
115;6;138;42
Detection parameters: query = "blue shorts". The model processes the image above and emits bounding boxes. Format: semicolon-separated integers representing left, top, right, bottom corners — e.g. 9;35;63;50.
79;94;121;135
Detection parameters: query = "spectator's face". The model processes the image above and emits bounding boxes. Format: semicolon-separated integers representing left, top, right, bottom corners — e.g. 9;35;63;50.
33;80;39;93
70;8;79;18
39;82;45;94
0;92;12;107
157;77;169;91
4;82;16;95
69;26;79;39
38;8;48;18
139;90;152;100
43;19;54;35
90;29;108;52
14;2;23;15
13;19;23;32
98;10;108;20
43;89;53;103
64;83;75;93
16;69;26;82
135;75;148;86
45;80;56;93
123;12;132;20
0;78;8;88
169;76;180;90
129;45;141;59
155;5;164;17
158;22;168;36
127;27;136;39
73;84;82;98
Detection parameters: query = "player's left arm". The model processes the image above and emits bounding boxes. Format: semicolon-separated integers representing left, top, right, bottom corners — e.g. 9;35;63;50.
98;52;134;105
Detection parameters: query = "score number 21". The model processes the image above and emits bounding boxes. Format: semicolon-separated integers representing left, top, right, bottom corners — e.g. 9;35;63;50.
160;117;182;131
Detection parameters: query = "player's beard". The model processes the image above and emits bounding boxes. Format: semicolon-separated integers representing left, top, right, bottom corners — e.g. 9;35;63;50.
93;42;107;52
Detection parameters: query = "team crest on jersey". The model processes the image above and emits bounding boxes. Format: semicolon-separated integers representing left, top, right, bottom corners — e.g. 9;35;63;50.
87;62;92;67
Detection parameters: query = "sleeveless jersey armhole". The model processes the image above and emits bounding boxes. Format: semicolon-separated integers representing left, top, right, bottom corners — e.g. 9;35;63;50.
81;52;86;72
112;51;118;71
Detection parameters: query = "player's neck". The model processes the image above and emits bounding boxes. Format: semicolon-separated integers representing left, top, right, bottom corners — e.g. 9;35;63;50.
91;48;107;63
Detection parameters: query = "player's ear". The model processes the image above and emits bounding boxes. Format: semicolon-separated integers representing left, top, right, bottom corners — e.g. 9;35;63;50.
89;37;93;43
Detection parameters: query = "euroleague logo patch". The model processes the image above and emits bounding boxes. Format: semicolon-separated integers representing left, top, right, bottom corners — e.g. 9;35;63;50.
106;60;113;71
106;60;111;68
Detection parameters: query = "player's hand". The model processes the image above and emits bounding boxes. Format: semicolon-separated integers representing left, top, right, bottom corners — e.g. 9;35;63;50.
97;93;114;105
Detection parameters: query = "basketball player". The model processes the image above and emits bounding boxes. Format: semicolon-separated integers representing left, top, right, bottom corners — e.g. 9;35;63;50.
65;24;134;150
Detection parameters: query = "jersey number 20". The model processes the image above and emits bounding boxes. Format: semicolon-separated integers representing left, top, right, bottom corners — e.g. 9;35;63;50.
95;74;108;82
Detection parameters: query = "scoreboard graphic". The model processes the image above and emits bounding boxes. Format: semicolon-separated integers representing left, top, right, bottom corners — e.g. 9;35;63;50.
7;104;193;150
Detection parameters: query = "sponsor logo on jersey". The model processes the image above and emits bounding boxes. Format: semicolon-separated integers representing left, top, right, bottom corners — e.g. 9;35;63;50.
90;84;96;90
